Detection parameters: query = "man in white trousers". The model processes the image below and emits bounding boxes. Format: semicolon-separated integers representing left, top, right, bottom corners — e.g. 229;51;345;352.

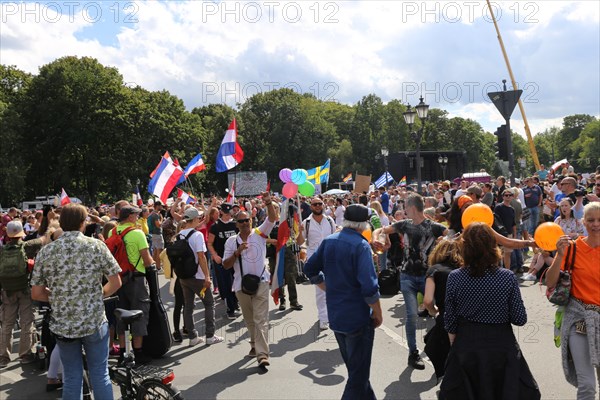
297;198;337;330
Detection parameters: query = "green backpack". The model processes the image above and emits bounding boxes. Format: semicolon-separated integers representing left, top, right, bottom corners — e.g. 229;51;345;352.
0;243;30;292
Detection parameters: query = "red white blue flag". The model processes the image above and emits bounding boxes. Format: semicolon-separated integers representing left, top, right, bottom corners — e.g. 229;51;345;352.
177;188;196;204
216;119;244;172
148;157;184;204
150;151;173;178
178;153;206;184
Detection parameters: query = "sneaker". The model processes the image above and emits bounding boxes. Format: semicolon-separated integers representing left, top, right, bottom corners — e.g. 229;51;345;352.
182;327;189;336
319;321;329;331
213;288;219;295
19;353;36;365
0;358;9;368
189;336;204;347
408;350;425;370
172;331;183;343
521;273;537;282
206;335;224;345
290;303;303;311
245;348;256;358
418;309;430;318
279;301;286;311
227;312;237;320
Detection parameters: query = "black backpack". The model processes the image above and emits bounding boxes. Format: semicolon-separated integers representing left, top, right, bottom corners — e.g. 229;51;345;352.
166;230;198;279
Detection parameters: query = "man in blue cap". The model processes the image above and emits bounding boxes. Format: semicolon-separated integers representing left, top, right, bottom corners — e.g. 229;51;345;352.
305;204;382;400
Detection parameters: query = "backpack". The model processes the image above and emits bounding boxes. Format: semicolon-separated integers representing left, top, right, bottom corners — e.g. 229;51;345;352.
105;227;140;276
305;216;335;246
166;230;198;279
0;242;30;292
378;268;399;296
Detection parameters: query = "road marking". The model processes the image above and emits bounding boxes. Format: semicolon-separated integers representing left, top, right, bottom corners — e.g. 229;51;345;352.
378;324;433;366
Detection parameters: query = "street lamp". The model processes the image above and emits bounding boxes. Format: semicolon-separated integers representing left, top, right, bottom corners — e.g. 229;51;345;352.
438;155;448;180
381;147;389;187
403;96;429;194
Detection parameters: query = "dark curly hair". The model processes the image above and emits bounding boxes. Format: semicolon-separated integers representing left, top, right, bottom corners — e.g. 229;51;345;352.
460;223;501;277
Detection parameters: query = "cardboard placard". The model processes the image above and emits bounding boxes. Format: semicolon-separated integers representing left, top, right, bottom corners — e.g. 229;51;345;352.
354;174;372;194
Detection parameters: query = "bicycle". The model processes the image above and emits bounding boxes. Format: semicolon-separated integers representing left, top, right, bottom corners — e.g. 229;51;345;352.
107;307;183;400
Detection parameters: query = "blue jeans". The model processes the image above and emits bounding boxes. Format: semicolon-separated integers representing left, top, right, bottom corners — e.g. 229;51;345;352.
526;206;540;237
334;324;376;400
56;322;112;400
400;273;426;353
511;225;524;269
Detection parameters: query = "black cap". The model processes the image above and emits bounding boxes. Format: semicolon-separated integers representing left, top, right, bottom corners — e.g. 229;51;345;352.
219;203;232;213
344;204;369;222
119;205;142;221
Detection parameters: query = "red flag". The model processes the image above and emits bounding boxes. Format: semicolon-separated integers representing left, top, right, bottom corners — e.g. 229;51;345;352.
266;180;271;192
226;182;235;204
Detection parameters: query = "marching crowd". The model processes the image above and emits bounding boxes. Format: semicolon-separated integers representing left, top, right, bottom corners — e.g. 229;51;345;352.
0;163;599;399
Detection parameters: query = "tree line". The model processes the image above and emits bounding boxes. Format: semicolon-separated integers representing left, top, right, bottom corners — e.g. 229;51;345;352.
1;56;597;206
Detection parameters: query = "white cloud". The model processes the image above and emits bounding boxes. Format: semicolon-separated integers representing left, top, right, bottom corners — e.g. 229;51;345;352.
0;0;598;138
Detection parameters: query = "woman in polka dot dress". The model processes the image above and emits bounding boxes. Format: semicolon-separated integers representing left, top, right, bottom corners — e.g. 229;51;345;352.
439;223;541;400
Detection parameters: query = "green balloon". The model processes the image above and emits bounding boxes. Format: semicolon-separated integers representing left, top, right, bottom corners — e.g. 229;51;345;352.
298;181;315;196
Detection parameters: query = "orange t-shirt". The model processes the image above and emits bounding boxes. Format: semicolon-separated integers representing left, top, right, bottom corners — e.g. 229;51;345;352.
561;237;600;306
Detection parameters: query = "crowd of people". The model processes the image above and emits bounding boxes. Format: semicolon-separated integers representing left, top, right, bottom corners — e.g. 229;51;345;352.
0;163;599;399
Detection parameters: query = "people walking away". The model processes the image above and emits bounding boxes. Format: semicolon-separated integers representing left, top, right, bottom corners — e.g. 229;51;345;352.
304;204;382;400
223;192;277;368
374;193;447;370
173;207;223;347
440;223;540;400
31;204;122;399
545;202;600;400
422;238;463;381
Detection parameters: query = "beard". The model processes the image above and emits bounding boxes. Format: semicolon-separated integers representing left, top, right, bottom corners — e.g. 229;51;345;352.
311;209;323;216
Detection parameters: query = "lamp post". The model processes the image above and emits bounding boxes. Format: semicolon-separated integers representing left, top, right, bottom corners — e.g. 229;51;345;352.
403;96;429;194
381;147;389;187
438;155;448;180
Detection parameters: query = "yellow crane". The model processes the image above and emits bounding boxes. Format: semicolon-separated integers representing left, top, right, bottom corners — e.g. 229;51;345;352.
486;0;541;171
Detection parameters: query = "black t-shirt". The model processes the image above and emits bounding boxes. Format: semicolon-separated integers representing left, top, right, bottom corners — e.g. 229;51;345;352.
494;203;515;235
425;264;455;316
209;219;238;257
392;219;446;276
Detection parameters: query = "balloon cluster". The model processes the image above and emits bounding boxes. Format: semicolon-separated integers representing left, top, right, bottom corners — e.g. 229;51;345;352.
279;168;315;198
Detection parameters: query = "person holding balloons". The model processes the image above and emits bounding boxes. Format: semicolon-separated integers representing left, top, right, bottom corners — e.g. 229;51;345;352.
545;202;600;400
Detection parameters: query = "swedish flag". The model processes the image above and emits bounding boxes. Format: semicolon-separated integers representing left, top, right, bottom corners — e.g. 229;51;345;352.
306;159;330;185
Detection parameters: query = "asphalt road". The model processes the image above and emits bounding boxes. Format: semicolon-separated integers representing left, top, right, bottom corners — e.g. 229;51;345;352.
0;270;579;400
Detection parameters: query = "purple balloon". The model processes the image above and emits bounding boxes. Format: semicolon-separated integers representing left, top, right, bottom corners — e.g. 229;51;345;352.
279;168;293;183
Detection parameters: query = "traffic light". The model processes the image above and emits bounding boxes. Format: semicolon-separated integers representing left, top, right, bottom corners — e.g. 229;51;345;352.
494;124;509;161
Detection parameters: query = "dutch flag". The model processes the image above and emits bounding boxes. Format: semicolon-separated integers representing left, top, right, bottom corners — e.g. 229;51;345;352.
216;119;244;172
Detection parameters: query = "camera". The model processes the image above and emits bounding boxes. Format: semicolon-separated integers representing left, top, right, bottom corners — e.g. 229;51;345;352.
574;189;586;197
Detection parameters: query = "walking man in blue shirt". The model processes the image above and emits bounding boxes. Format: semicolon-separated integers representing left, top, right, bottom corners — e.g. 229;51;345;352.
305;204;382;400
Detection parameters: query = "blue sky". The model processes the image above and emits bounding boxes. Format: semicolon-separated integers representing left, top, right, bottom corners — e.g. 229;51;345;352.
1;1;598;136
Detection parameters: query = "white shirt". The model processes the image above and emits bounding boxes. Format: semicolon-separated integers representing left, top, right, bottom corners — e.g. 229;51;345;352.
302;214;336;258
334;206;345;226
223;219;274;292
178;228;207;280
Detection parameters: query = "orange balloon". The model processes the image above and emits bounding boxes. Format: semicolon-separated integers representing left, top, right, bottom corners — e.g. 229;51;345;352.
362;228;372;242
461;203;494;228
534;222;565;251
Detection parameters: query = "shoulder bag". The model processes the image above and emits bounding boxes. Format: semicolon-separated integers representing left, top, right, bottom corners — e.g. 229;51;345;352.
545;242;576;306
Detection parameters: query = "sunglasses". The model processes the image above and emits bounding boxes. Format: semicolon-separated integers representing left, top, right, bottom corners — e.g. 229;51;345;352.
503;194;514;197
236;218;250;223
311;203;323;206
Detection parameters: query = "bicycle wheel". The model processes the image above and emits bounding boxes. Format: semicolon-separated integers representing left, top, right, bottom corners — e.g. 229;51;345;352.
136;379;183;400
